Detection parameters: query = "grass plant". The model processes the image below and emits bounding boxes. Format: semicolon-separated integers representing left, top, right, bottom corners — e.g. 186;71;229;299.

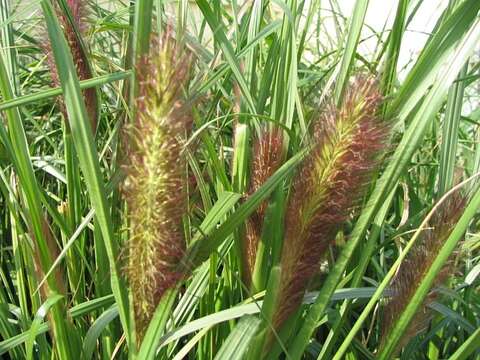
0;0;479;359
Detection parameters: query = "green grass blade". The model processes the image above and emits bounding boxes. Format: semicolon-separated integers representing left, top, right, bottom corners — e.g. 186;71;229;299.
137;290;177;360
387;0;480;118
438;63;468;196
0;295;114;356
248;266;284;359
159;287;387;348
333;0;369;106
316;189;396;360
380;0;409;99
0;71;130;111
194;0;256;113
0;0;17;94
270;0;298;131
0;34;77;360
448;326;480;360
82;305;119;359
132;0;153;61
41;0;132;350
213;316;261;360
26;294;63;360
129;0;153;108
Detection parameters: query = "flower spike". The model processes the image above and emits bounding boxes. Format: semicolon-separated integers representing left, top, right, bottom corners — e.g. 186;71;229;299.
122;30;192;340
273;77;389;329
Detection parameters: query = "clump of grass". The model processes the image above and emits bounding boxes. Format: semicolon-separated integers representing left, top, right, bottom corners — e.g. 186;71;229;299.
273;77;388;329
242;125;284;286
1;1;478;359
43;0;98;132
121;30;192;340
380;190;467;353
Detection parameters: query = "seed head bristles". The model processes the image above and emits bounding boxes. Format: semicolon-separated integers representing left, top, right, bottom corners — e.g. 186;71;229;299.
273;77;388;329
380;191;466;354
122;30;192;341
242;125;284;286
64;0;89;34
43;0;98;133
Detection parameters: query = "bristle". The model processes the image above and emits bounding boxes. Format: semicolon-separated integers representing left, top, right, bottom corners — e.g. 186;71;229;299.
242;126;284;286
65;0;89;32
43;0;98;132
122;30;192;341
380;191;466;353
273;77;388;329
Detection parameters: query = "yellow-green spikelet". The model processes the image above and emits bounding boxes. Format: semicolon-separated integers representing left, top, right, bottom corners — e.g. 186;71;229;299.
122;31;192;339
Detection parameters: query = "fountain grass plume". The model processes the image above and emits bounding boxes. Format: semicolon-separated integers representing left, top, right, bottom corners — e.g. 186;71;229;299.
380;191;467;354
121;30;192;341
273;77;389;329
242;125;284;286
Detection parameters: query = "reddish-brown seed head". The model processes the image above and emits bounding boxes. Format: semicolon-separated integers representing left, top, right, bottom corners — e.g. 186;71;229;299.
242;126;284;286
381;191;466;353
273;77;389;329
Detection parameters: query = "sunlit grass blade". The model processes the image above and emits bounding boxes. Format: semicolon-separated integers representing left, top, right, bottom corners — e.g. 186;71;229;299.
194;0;256;113
333;0;369;105
438;64;468;196
214;316;261;360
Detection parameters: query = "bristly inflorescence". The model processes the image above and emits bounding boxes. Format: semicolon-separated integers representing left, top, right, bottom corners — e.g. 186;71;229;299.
43;0;98;132
122;30;192;341
380;191;466;353
273;77;389;329
242;125;284;286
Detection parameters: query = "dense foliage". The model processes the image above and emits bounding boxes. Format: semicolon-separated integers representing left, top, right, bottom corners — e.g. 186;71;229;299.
0;0;479;359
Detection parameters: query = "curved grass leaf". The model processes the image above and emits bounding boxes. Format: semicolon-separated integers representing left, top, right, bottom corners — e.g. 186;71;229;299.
0;71;130;111
82;305;119;359
213;316;261;360
25;294;63;360
159;287;390;348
